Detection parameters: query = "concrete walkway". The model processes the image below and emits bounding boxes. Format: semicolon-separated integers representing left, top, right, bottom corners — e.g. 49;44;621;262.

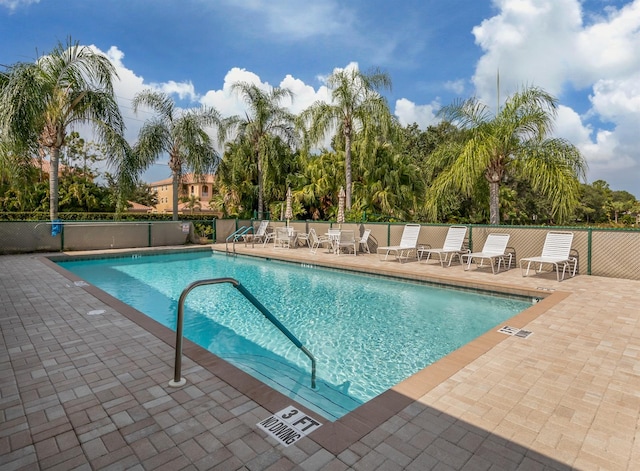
1;245;639;470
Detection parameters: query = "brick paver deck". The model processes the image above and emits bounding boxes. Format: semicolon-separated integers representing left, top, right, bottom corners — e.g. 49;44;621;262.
1;244;639;470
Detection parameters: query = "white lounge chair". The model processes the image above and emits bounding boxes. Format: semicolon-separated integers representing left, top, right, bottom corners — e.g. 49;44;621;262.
308;228;332;254
377;224;421;262
418;225;468;267
359;229;372;254
243;220;272;246
520;231;577;281
461;233;511;274
335;230;357;255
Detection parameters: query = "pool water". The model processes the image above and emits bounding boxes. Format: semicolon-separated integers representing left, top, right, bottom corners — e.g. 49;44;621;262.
58;251;531;420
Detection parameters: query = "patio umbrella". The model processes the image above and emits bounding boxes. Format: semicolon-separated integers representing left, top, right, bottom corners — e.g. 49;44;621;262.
285;187;293;225
337;186;345;228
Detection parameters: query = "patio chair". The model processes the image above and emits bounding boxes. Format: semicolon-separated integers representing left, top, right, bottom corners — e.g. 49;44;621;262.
296;230;310;247
274;227;294;249
335;230;357;256
461;233;511;274
308;228;332;254
418;225;468;267
519;231;577;281
377;224;422;262
327;229;341;252
359;229;372;254
243;220;272;247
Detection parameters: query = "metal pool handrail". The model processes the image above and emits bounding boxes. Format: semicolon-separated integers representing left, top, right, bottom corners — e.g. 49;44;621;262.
225;226;252;255
169;277;317;389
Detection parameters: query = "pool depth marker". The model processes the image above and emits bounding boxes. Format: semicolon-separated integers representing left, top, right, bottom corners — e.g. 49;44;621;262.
257;406;322;447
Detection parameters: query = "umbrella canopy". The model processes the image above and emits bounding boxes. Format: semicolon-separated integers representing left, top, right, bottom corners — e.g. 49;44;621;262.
285;187;293;222
337;186;345;225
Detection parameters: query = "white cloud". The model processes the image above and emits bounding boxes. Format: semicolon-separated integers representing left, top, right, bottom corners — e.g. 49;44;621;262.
394;98;440;128
472;0;583;100
444;80;466;95
589;74;640;120
200;67;275;118
279;74;328;114
0;0;39;12
469;0;640;195
554;105;591;147
150;81;198;102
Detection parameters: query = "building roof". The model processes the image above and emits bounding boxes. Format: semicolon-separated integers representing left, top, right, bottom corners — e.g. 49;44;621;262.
149;173;215;187
126;201;154;212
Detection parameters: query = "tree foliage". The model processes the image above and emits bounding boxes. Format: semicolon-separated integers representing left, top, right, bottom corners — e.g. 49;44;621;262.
302;67;394;210
130;90;226;220
2;44;636;226
0;37;127;220
427;86;587;224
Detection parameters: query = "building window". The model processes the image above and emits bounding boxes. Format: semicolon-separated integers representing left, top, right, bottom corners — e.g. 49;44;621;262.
191;185;195;194
202;185;209;196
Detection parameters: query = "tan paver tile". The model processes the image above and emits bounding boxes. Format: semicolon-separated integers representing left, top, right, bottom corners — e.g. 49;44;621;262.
3;248;640;470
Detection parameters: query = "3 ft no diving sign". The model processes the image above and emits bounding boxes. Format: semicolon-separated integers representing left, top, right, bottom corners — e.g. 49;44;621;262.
257;406;322;447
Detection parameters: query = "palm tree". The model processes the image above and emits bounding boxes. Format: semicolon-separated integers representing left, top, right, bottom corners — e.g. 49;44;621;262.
0;38;126;220
181;194;201;214
302;67;393;210
427;86;587;224
229;81;297;219
132;90;226;221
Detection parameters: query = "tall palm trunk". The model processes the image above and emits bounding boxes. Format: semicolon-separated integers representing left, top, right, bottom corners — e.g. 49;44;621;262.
49;147;60;220
344;129;352;210
489;180;500;225
168;149;181;221
257;151;264;219
171;173;180;221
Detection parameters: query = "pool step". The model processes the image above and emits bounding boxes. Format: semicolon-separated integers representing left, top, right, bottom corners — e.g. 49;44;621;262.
224;354;362;421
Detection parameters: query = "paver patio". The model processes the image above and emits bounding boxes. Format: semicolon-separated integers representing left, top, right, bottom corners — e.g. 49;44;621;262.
1;243;639;470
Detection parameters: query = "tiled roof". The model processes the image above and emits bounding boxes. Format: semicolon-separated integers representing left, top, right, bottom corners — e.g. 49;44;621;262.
149;173;215;186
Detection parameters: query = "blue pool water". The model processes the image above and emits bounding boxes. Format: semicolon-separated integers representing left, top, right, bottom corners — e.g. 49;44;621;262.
58;251;531;420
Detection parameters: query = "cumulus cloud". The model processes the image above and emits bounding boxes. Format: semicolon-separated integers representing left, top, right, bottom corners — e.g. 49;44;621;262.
470;0;640;194
200;67;276;118
394;98;440;128
149;81;198;102
589;73;640;120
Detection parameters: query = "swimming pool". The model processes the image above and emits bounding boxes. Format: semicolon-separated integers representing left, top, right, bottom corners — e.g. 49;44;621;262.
58;251;531;420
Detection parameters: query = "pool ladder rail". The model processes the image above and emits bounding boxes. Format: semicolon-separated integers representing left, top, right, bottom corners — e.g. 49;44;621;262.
169;277;317;389
225;226;253;256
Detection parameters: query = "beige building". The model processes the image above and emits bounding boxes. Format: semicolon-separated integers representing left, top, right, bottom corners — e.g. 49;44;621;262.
149;174;217;214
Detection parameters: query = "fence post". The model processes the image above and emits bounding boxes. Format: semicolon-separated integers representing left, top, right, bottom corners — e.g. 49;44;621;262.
148;222;152;247
587;228;592;275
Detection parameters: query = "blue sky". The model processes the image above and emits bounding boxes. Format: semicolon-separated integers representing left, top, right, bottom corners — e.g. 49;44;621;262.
2;0;639;197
